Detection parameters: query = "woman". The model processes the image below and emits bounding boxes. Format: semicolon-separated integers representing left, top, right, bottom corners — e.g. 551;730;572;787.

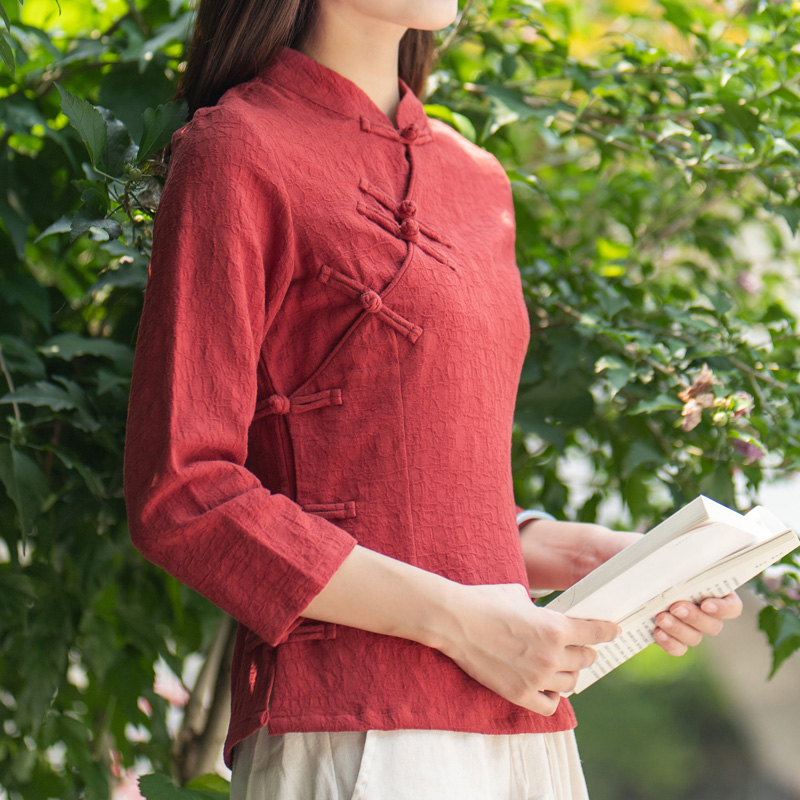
123;1;742;797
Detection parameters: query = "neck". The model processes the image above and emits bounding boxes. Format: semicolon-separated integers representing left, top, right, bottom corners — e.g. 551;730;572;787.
296;7;406;125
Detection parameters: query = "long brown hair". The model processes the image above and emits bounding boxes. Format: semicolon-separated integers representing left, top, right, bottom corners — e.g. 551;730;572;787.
174;1;435;121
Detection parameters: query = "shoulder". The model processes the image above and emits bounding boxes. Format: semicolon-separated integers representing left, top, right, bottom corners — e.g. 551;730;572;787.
165;98;288;203
170;99;272;166
426;117;511;197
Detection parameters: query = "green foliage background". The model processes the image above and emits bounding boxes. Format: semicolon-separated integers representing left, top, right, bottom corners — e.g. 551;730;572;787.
1;0;799;796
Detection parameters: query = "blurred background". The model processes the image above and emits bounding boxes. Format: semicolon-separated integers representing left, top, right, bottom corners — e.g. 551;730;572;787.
1;0;799;797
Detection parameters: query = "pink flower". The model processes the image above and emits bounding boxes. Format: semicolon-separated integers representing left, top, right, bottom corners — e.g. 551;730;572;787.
678;364;716;430
736;271;763;294
730;437;764;462
137;696;153;717
111;770;144;800
153;665;190;708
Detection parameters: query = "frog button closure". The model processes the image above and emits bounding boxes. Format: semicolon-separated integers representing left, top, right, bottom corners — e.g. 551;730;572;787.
265;393;290;414
399;218;420;242
317;263;423;344
356;178;458;271
359;289;383;313
252;388;343;422
400;122;420;142
396;199;417;219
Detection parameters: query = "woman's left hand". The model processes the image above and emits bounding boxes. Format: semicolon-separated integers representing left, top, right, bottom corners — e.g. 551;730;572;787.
653;593;743;656
519;520;744;655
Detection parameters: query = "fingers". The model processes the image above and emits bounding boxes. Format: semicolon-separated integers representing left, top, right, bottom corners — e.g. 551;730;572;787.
664;592;742;636
655;611;707;647
562;644;598;672
654;592;743;656
568;618;621;646
654;627;689;657
699;592;743;620
530;690;562;716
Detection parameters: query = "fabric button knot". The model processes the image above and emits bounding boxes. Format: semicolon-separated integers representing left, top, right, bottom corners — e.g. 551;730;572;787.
401;123;420;141
359;290;383;313
265;394;291;414
397;199;417;219
399;218;420;242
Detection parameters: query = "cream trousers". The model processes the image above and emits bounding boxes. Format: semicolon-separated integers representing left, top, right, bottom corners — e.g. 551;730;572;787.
229;726;590;800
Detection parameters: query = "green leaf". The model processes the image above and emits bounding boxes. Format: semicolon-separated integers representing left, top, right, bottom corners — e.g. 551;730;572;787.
0;29;14;74
0;336;46;380
423;104;476;142
0;381;78;412
70;188;123;242
99;106;138;177
185;774;231;795
720;96;760;148
759;605;800;678
769;203;800;236
34;215;73;243
628;394;684;415
517;371;595;428
621;440;663;478
38;333;133;366
138;100;188;164
55;82;107;167
52;376;100;432
0;443;48;536
0;1;10;30
139;773;227;800
707;291;733;316
483;83;542;137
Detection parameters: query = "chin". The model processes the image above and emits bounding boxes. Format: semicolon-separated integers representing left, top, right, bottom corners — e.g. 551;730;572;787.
415;0;460;30
353;0;460;31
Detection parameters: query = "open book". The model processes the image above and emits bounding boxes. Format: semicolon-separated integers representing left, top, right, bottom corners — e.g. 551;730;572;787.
545;495;799;694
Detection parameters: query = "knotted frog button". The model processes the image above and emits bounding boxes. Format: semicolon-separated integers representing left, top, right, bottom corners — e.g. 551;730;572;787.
399;218;420;241
359;290;383;313
400;123;420;141
397;199;417;219
265;394;290;414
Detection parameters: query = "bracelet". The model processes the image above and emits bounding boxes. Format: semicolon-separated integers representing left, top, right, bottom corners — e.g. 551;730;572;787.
516;509;556;528
516;509;558;599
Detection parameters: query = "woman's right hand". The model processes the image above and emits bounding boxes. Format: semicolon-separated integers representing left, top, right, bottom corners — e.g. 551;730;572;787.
431;582;620;715
300;544;619;714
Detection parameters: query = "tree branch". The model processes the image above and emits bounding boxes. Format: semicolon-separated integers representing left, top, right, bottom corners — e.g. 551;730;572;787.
173;613;236;782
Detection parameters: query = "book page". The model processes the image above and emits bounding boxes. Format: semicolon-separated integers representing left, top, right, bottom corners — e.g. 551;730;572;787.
547;496;751;614
569;574;742;694
550;522;756;621
563;529;799;695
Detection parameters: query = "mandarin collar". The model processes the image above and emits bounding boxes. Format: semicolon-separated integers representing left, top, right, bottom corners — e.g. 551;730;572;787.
258;45;433;143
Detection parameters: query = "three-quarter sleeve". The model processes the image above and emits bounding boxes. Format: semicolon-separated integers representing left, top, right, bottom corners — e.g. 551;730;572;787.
123;108;357;647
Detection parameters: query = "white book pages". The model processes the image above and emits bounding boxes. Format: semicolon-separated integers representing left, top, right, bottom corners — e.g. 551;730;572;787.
561;527;798;694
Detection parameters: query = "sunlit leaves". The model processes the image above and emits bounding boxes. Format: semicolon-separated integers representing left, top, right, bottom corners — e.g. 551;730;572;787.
0;29;14;73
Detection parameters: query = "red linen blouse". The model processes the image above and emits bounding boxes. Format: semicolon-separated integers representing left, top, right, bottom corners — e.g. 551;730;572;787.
123;44;576;770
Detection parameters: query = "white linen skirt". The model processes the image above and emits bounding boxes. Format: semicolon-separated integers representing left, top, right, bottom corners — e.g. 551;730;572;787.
229;726;590;800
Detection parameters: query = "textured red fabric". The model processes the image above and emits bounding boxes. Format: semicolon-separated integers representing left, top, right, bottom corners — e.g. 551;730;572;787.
123;45;576;770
